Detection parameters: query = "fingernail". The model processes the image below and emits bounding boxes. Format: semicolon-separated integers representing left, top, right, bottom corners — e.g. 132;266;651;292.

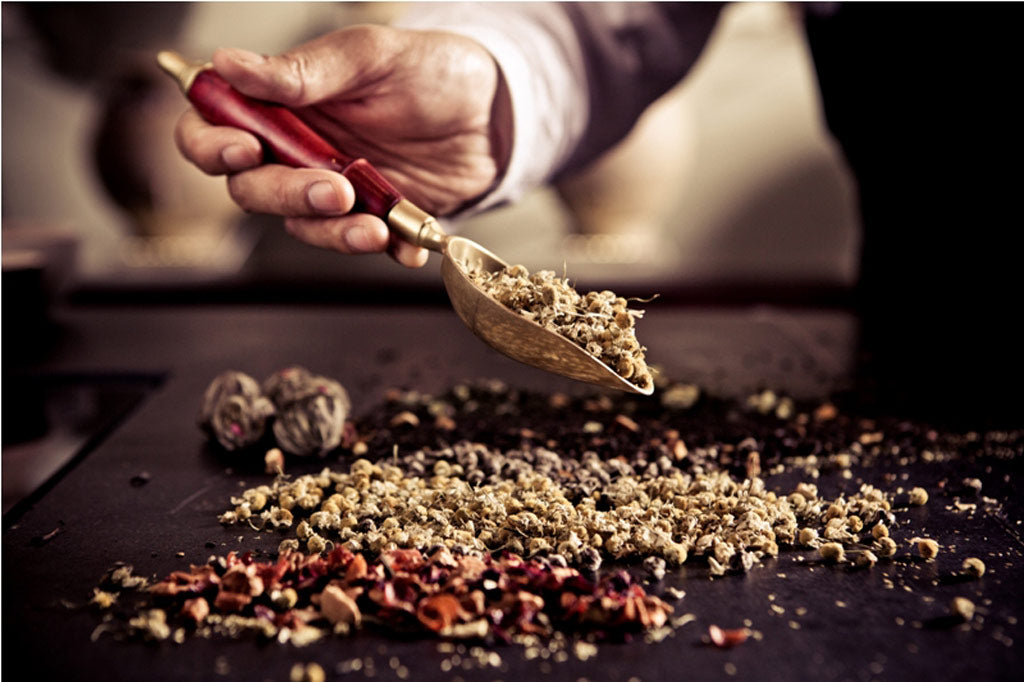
344;225;376;252
221;144;256;171
307;181;343;214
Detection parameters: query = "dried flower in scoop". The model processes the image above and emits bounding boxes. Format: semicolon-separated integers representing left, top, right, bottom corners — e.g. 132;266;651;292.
465;263;654;390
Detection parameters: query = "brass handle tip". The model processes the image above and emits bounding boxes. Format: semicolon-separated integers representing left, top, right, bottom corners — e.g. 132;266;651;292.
155;50;208;92
156;50;187;77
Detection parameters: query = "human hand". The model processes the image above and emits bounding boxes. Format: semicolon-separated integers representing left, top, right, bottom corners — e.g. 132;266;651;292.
174;25;511;267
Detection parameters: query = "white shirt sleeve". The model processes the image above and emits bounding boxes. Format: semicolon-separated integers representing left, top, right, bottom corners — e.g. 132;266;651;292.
394;2;722;212
394;3;589;211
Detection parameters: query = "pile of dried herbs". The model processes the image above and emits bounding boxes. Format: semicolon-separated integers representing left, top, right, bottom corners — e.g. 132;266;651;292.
219;454;897;576
465;264;654;390
94;546;671;646
92;376;1019;651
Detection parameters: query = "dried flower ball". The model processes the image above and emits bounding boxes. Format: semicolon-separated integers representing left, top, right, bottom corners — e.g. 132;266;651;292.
265;367;351;457
262;366;316;406
197;370;275;451
908;487;929;506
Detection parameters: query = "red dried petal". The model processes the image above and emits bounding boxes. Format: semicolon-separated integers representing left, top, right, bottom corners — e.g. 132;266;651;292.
181;597;210;623
416;593;462;632
345;553;368;583
459;590;486;617
381;548;424;574
709;624;750;648
213;590;252;613
320;585;362;626
220;564;264;597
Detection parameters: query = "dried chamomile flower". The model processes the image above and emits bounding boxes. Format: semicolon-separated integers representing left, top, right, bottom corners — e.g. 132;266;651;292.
197;370;274;451
818;542;845;563
914;537;940;560
798;528;819;547
464;263;654;391
853;550;878;568
90;588;118;609
264;367;351;457
950;596;976;622
643;556;668;581
961;557;986;578
875;536;898;558
908;487;929;506
265;448;285;475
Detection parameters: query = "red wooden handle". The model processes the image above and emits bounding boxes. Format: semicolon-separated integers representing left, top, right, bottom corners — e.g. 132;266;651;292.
187;69;402;218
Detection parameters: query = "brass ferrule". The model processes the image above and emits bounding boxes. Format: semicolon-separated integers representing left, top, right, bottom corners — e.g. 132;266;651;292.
156;50;211;93
387;199;447;252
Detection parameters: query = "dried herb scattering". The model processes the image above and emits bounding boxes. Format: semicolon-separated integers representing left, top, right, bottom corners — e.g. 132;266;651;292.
220;449;898;575
100;547;673;645
465;264;653;390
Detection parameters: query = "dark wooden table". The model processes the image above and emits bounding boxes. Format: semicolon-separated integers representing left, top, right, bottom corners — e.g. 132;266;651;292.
3;302;1021;681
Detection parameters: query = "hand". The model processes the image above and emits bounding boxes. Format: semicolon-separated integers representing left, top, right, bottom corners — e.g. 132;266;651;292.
174;25;511;267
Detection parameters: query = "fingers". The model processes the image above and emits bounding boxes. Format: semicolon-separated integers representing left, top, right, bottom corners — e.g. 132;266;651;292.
175;96;428;267
225;166;355;217
174;108;263;175
284;215;429;268
211;26;395;107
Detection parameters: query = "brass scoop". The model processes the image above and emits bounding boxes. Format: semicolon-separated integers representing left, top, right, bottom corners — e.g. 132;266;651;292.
157;50;652;395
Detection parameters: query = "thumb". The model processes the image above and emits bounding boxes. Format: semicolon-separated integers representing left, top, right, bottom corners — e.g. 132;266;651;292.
211;29;396;108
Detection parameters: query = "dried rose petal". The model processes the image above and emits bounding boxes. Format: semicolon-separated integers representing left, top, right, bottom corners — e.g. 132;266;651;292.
319;585;361;626
220;564;264;598
213;590;252;613
416;594;462;632
345;553;368;582
149;566;218;596
708;624;750;648
181;597;209;624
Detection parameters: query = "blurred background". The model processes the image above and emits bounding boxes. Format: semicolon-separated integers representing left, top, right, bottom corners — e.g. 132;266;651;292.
2;2;860;303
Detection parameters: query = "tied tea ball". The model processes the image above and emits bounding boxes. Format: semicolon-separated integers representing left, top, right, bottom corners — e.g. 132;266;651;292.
198;370;275;450
264;367;351;456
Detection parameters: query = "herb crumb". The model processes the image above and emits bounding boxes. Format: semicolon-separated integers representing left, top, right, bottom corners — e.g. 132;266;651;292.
962;557;986;578
909;487;929;506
